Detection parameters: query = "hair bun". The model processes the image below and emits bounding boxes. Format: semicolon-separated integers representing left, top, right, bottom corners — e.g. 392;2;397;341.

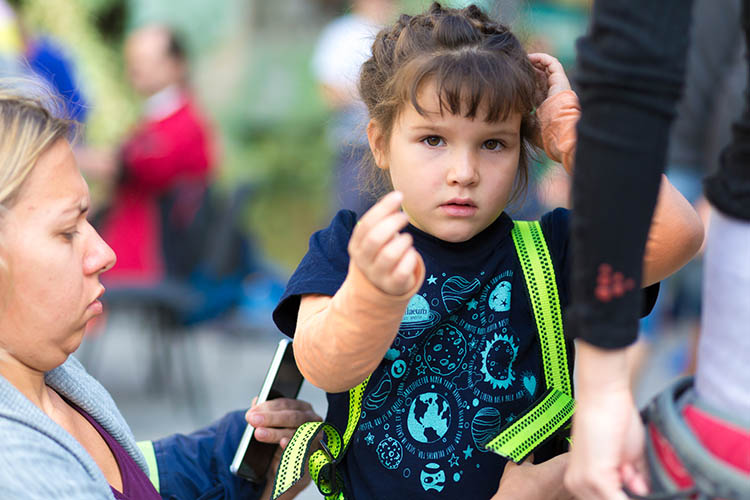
433;13;482;48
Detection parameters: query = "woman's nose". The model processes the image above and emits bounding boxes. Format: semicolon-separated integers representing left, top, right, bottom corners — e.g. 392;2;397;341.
83;225;116;275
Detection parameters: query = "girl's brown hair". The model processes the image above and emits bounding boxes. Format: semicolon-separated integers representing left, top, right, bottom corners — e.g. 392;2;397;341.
359;2;540;200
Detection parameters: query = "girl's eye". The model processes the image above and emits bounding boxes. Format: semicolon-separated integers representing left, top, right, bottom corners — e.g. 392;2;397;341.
422;136;444;147
483;139;504;151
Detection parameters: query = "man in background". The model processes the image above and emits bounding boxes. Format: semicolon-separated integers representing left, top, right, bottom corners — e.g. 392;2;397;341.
78;24;216;284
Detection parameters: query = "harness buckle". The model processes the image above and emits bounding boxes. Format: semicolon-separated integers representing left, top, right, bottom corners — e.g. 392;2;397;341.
317;439;341;496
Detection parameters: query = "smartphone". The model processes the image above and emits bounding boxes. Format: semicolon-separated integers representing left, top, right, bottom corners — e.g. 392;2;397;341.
230;338;305;482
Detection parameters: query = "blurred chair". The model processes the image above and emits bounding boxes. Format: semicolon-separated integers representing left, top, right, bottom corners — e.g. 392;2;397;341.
92;181;281;420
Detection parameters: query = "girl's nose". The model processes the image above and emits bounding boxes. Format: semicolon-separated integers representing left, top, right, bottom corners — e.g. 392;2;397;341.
447;149;480;186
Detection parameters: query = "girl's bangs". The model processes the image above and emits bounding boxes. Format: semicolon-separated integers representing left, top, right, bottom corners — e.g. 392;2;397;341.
402;50;536;122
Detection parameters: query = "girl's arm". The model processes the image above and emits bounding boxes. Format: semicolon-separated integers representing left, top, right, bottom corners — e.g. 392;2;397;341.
293;192;425;393
532;54;704;286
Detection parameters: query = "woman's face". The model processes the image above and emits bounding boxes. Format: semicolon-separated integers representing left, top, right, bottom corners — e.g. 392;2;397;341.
0;139;116;373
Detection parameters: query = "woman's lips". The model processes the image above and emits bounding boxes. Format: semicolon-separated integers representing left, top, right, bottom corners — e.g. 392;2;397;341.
86;299;103;315
87;287;105;315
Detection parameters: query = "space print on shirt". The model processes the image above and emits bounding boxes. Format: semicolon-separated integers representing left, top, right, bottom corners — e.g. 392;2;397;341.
356;268;539;494
273;209;580;499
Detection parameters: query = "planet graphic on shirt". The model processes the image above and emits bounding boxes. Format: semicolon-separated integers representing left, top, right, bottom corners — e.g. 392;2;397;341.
399;294;442;339
488;281;512;312
480;333;518;390
407;392;451;443
364;372;392;411
441;276;481;313
376;436;403;469
471;407;504;452
424;325;467;376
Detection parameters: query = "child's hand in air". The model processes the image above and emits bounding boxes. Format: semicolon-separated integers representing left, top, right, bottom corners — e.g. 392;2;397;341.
348;191;424;296
529;53;571;102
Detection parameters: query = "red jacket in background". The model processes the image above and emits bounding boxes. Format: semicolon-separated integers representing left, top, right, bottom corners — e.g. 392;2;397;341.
101;92;216;284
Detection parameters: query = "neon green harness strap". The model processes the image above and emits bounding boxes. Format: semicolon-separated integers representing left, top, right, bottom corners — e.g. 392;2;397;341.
271;375;370;500
485;220;575;463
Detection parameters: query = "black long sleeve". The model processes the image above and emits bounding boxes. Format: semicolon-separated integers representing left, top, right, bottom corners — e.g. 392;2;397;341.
567;0;694;348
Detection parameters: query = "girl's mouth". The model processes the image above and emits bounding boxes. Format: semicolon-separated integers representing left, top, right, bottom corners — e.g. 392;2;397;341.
441;200;477;216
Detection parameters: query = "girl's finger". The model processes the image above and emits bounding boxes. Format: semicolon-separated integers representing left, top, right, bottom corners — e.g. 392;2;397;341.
371;232;414;276
390;248;422;288
352;211;410;263
352;191;403;243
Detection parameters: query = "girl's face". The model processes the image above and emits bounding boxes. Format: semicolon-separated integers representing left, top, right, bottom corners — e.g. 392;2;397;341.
369;80;522;243
0;139;116;374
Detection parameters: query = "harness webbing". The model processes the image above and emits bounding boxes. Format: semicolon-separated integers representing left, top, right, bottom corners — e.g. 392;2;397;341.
271;220;574;498
484;221;574;463
271;376;370;500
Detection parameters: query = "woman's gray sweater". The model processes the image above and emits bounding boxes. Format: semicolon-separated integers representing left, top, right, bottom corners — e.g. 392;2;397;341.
0;356;147;499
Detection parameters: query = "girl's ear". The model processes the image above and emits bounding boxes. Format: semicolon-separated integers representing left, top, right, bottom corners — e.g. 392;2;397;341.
367;119;388;170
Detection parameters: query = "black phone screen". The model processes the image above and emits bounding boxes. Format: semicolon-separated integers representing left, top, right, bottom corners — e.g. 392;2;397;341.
235;343;304;483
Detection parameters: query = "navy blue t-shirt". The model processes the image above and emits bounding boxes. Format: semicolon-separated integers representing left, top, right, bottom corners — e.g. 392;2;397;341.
274;208;654;500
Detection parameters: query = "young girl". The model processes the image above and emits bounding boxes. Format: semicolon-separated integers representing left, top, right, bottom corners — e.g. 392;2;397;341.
272;3;703;499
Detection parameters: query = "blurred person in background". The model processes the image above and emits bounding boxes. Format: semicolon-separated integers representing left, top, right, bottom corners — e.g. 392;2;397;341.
311;0;396;217
662;0;745;369
1;0;88;121
77;24;216;285
0;83;317;500
21;25;89;123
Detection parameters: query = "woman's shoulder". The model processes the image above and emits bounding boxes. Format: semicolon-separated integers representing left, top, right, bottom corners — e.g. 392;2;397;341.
0;424;110;498
0;375;112;497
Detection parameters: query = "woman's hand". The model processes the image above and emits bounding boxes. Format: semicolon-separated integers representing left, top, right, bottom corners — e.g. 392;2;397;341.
529;53;571;102
348;191;423;296
493;453;574;500
248;397;322;500
246;397;321;448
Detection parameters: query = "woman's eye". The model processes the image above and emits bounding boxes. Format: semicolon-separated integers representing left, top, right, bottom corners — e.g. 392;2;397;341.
422;136;444;147
483;139;504;151
61;230;79;241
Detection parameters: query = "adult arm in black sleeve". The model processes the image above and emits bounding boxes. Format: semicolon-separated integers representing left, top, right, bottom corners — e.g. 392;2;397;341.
568;0;695;348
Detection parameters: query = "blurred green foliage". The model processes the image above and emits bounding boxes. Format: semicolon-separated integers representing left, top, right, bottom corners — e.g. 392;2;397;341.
21;0;138;145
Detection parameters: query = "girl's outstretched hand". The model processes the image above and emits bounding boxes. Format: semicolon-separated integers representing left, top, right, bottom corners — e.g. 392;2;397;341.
529;53;571;102
348;191;424;296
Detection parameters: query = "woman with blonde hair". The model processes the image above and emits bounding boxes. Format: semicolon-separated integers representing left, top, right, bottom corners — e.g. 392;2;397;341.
0;82;317;499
